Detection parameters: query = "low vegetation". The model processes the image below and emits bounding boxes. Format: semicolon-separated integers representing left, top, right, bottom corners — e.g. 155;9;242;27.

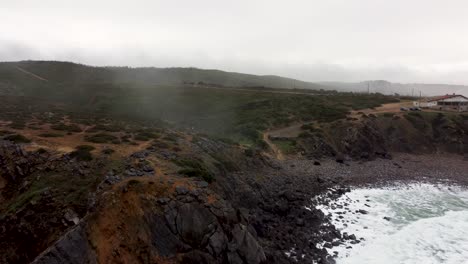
51;123;82;133
38;133;64;138
271;138;298;154
3;134;31;143
173;158;214;183
69;145;95;161
85;133;119;144
0;61;400;149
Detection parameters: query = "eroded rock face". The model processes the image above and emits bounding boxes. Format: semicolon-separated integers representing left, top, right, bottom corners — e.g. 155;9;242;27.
229;224;266;264
30;223;97;264
32;182;267;264
176;203;217;247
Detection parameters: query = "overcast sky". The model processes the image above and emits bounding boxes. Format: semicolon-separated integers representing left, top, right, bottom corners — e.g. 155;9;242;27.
2;0;468;84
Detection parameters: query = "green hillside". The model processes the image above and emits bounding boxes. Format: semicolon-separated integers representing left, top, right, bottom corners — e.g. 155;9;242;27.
0;61;397;146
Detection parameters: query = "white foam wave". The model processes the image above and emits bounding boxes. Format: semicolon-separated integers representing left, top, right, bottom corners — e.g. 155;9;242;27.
317;183;468;264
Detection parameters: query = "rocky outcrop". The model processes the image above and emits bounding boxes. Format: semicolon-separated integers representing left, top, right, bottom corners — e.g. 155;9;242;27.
30;223;97;264
31;179;267;264
298;113;468;161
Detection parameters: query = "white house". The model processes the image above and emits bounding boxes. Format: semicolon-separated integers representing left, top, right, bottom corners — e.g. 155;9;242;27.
414;94;468;112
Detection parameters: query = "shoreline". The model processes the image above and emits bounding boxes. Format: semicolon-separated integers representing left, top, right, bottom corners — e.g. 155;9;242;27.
315;178;468;263
267;153;468;263
283;153;468;188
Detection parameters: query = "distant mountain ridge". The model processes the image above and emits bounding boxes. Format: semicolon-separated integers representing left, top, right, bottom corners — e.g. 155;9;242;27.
320;80;468;97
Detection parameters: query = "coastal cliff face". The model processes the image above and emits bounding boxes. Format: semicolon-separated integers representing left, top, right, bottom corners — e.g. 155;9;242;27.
31;179;267;264
297;112;468;160
1;111;467;264
0;136;338;264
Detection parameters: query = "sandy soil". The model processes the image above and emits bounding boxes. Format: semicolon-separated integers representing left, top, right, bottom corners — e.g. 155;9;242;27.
348;101;413;119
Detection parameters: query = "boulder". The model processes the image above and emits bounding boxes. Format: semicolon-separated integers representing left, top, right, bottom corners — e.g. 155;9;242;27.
229;224;266;264
176;203;217;247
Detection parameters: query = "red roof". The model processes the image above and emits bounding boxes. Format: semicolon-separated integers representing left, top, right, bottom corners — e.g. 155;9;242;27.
427;94;468;102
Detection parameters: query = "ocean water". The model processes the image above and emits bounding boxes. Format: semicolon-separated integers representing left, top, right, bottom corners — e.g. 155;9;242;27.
317;183;468;264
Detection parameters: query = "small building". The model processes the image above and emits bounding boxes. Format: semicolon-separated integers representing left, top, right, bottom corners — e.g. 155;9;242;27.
414;94;468;112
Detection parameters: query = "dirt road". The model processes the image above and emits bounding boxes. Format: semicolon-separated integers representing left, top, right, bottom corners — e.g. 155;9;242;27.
262;131;284;160
16;66;49;82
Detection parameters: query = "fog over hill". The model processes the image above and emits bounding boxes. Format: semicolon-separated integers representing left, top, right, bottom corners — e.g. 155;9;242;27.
1;60;467;97
0;60;324;91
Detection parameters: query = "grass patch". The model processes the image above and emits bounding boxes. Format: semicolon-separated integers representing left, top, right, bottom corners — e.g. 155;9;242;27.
173;158;214;183
272;139;297;154
134;131;160;141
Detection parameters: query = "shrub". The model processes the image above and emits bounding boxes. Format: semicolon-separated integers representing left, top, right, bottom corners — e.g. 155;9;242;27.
135;131;159;140
0;130;13;136
75;145;95;151
9;121;25;130
51;123;82;132
4;134;31;143
69;145;94;161
152;140;169;149
178;168;214;183
85;133;118;144
38;133;63;137
36;148;48;154
173;158;214;183
162;133;179;142
102;148;115;155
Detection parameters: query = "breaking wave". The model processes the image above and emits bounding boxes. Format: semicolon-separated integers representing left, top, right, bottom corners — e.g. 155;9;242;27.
318;183;468;264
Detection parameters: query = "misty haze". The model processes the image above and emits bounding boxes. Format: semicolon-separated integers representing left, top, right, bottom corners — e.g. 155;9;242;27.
1;1;468;264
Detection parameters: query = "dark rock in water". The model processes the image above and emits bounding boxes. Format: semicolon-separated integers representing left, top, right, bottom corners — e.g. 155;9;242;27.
383;216;391;221
323;242;333;248
296;218;305;227
342;232;349;240
357;209;368;214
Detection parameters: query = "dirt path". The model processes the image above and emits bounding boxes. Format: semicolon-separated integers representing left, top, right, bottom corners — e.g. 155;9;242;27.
16;66;49;82
262;122;311;160
262;130;285;160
